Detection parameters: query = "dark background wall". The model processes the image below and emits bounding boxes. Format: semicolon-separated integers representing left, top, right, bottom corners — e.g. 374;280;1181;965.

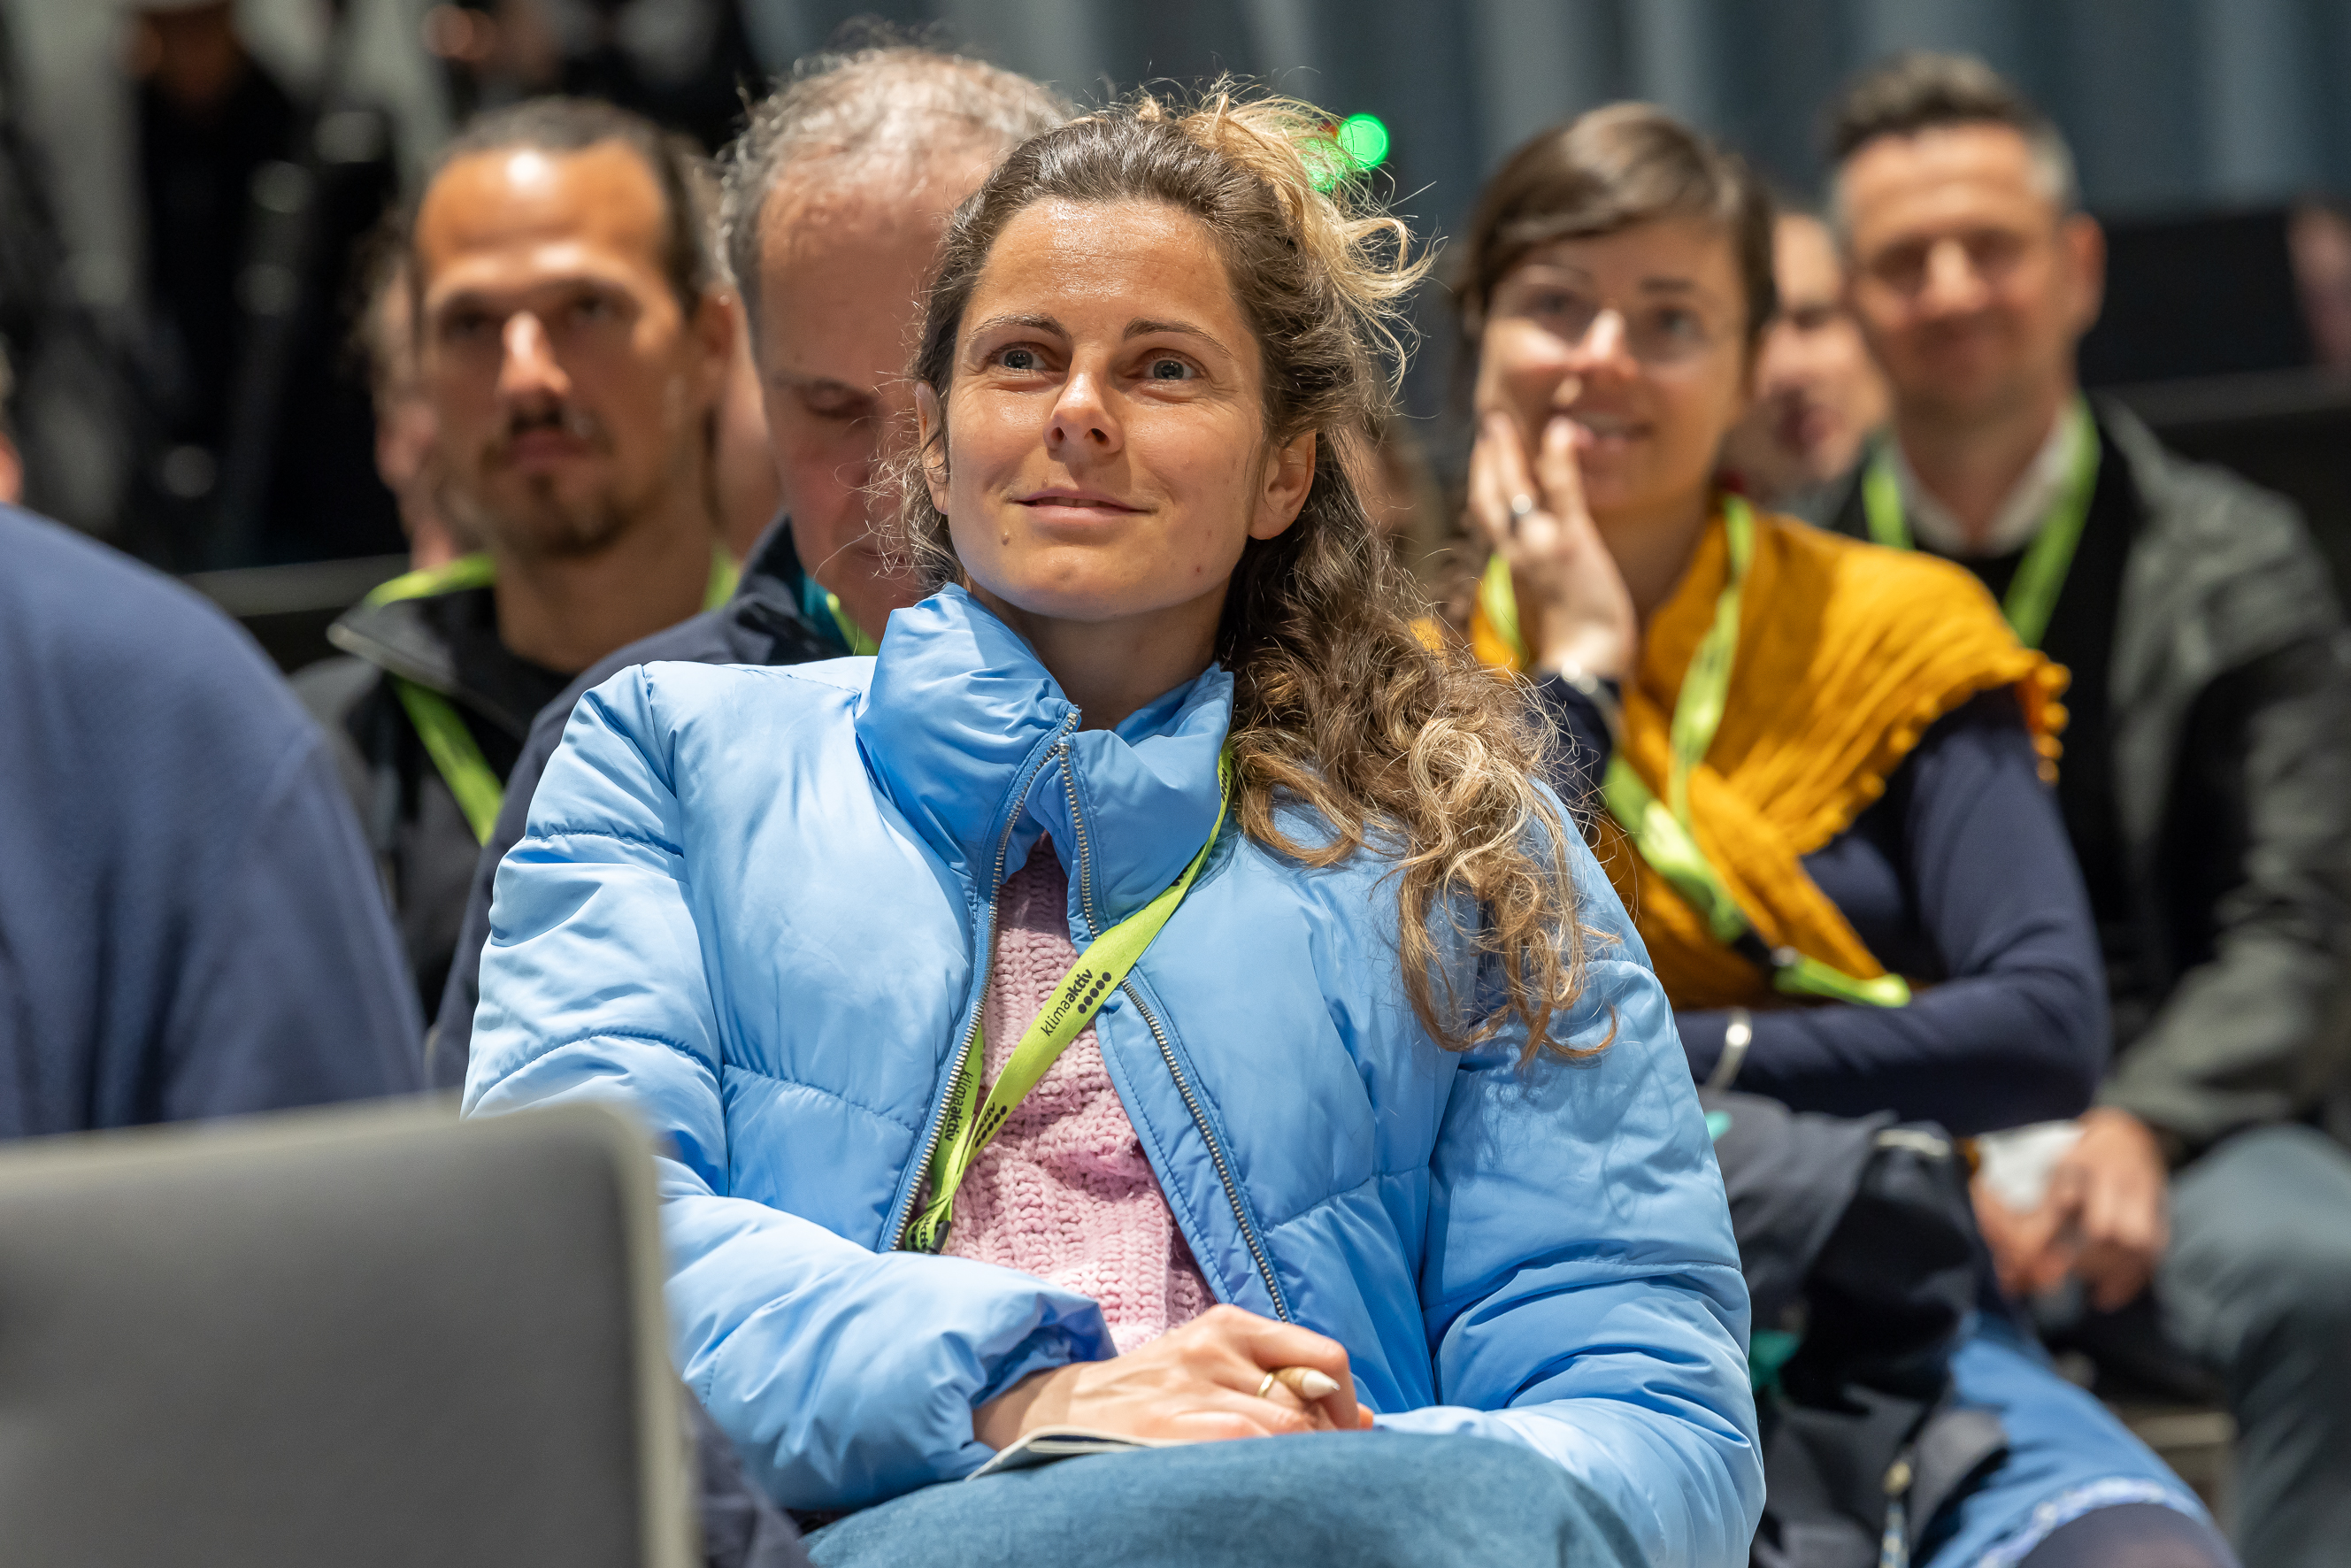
12;0;2348;580
739;0;2351;234
729;0;2351;427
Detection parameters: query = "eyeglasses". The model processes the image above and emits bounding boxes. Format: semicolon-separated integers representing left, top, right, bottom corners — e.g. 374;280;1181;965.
1490;285;1730;367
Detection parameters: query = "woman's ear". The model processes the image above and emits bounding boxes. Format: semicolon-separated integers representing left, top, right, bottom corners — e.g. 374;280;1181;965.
1249;430;1317;541
916;382;950;512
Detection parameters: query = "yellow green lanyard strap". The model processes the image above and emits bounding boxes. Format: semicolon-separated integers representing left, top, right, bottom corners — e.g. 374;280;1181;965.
366;549;740;845
1862;397;2101;649
1596;496;1912;1010
905;749;1233;1254
797;570;880;657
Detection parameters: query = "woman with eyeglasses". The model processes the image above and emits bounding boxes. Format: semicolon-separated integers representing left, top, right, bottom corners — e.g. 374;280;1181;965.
1456;104;2235;1568
467;91;1763;1567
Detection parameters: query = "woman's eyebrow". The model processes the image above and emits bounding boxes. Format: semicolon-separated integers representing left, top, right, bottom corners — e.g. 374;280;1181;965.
1514;260;1594;284
965;312;1067;340
1124;317;1218;344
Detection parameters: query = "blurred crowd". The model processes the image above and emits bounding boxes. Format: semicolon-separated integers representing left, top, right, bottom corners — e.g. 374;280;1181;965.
4;10;2351;1568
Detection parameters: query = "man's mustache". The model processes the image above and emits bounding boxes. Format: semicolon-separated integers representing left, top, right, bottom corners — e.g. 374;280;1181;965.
488;404;607;460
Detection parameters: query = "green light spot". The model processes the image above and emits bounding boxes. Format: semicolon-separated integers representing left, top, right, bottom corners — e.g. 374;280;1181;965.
1336;112;1390;171
1304;138;1351;192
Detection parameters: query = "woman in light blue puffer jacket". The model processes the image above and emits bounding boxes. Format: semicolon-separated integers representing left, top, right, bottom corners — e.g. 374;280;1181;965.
467;89;1762;1568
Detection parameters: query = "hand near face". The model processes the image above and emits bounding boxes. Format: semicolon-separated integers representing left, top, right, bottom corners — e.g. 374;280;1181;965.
1468;216;1757;647
1467;406;1639;681
1972;1107;2170;1311
972;1304;1373;1449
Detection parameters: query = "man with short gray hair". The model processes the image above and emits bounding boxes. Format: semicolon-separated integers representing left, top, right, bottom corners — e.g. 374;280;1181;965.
1821;51;2351;1566
428;42;1066;1087
713;44;1067;645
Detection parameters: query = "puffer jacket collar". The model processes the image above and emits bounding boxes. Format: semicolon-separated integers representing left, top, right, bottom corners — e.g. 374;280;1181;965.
854;586;1233;927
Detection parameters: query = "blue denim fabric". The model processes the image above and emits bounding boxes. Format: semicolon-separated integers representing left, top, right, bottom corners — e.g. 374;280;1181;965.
1919;1318;2212;1565
804;1431;1643;1568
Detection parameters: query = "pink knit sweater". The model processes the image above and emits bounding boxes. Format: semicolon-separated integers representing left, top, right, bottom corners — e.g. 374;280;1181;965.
938;841;1214;1352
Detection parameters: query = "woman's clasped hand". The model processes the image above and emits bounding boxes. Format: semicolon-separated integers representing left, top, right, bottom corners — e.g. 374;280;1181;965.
974;1304;1373;1447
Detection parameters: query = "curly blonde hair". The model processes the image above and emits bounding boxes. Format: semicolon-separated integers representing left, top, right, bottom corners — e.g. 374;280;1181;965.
894;86;1601;1058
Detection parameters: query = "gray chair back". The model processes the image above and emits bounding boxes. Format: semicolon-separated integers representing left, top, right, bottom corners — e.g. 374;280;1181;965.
0;1097;694;1567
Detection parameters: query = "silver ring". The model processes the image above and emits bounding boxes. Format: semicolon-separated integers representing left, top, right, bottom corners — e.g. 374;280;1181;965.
1509;493;1537;520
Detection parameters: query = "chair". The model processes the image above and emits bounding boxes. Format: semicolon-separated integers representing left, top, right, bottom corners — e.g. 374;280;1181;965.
0;1096;695;1567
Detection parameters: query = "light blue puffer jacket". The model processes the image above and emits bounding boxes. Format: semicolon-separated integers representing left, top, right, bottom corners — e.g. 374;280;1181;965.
466;588;1763;1565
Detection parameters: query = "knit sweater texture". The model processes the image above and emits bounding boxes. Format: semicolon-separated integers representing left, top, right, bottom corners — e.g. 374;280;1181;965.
940;841;1213;1352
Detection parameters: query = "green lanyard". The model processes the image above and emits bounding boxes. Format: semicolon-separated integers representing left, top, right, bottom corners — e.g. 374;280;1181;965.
1593;496;1912;1009
904;749;1233;1254
366;548;740;845
1862;397;2101;649
797;570;880;657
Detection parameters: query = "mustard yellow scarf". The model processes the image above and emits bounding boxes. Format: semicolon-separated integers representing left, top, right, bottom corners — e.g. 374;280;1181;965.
1475;506;2066;1010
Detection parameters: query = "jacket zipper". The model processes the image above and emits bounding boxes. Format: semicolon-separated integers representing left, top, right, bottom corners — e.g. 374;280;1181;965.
887;711;1080;1250
1124;977;1292;1321
1060;749;1290;1321
1060;741;1104;936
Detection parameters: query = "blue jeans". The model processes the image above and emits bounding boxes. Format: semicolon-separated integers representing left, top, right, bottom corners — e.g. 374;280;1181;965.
1921;1319;2217;1565
803;1431;1643;1568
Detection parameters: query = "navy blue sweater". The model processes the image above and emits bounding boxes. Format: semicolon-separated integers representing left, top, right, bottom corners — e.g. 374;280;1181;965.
1537;678;2106;1134
0;509;424;1135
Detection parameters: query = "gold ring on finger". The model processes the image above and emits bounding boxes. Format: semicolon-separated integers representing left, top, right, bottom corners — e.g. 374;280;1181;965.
1256;1370;1279;1401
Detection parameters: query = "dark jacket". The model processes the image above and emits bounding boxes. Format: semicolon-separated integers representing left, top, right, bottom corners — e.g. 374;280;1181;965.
0;507;422;1134
1829;403;2351;1156
427;519;845;1086
294;577;572;1018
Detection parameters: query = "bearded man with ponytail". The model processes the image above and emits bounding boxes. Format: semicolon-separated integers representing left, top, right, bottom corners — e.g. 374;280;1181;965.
465;87;1762;1568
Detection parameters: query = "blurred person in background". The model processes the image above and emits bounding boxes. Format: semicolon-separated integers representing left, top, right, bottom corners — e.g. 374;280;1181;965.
1818;54;2351;1566
2;492;421;1132
2287;199;2351;370
710;303;781;559
124;0;399;566
421;0;762;158
1352;411;1468;612
1459;103;2230;1568
353;234;479;570
677;153;785;561
296;96;736;1020
1718;209;1888;511
425;40;1066;1087
0;10;151;544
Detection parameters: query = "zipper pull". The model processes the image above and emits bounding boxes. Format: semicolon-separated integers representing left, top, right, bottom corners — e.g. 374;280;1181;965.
1878;1455;1913;1568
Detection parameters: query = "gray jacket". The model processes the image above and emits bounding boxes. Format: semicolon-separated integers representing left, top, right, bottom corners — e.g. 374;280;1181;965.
2092;404;2351;1153
1817;403;2351;1155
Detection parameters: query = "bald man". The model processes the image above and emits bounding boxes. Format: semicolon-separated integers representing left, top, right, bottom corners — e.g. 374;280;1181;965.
426;43;1068;1086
